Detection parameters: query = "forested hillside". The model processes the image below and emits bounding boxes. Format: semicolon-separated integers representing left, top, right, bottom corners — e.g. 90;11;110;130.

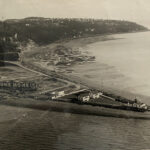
0;17;148;61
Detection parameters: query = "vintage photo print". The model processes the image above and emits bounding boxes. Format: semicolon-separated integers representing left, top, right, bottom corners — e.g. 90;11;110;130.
0;0;150;150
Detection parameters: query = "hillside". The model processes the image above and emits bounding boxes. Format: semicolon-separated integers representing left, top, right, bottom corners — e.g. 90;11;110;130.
0;17;148;61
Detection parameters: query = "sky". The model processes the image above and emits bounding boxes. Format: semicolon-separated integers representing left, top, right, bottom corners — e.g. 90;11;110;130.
0;0;150;28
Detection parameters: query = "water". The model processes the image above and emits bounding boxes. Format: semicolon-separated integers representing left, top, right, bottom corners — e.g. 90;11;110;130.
1;31;150;150
0;106;150;150
71;31;150;104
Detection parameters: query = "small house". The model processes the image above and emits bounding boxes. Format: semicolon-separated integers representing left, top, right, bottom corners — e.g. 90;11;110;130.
90;91;103;99
78;93;90;102
58;91;65;96
51;90;65;100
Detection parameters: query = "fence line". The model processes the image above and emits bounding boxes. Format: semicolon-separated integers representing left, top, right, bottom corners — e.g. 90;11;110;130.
0;81;38;91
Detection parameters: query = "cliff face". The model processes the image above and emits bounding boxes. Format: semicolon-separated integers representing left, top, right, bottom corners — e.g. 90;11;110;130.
0;17;148;61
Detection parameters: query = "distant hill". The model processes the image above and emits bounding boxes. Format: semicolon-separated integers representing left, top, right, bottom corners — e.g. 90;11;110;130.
0;17;148;61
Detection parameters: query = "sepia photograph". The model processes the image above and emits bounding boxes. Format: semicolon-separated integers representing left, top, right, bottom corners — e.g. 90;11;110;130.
0;0;150;149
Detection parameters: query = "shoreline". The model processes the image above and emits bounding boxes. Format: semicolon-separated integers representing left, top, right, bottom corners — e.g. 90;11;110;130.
0;98;150;120
63;32;150;103
1;31;150;111
55;30;149;44
20;31;150;104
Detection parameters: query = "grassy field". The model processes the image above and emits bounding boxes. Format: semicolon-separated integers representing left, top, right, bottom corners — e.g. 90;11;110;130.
0;63;68;100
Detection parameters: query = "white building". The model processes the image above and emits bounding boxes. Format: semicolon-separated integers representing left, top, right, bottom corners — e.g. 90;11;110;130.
90;91;103;99
78;94;90;102
51;91;65;100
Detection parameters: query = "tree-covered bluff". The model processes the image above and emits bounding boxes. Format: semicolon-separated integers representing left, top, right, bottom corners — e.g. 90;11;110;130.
0;17;148;61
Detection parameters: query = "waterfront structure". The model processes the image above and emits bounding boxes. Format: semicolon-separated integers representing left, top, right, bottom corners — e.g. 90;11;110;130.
51;90;65;99
90;91;103;99
78;93;90;102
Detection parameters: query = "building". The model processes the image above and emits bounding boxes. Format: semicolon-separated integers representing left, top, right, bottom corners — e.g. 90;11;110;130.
51;90;65;100
58;91;65;96
90;91;103;99
78;93;90;102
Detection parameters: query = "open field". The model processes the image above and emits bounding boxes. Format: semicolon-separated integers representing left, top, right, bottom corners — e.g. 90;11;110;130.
0;65;38;81
0;62;72;101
